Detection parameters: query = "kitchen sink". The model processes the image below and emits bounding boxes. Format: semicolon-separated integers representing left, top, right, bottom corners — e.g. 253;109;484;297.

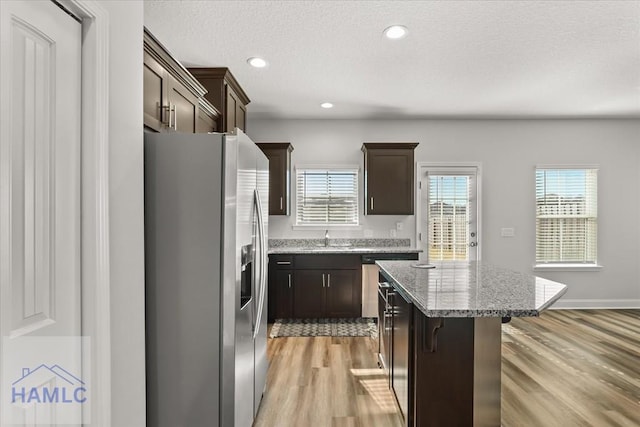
311;243;353;248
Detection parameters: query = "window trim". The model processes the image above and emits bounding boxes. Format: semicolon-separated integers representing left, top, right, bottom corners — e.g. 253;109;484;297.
534;165;600;269
294;165;360;227
533;263;603;272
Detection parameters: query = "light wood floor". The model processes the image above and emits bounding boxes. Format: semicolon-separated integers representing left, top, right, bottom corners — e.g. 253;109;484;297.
254;310;640;427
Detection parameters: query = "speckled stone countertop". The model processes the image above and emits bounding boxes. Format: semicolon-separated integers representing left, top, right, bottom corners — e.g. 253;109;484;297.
376;260;567;318
268;238;421;255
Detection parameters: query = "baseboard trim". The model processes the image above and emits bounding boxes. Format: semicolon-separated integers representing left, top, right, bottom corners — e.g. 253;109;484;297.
551;299;640;309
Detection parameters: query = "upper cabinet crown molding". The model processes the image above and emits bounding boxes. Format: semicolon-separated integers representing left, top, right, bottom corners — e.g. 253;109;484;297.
362;142;419;151
188;67;251;105
187;67;250;133
362;142;419;215
143;28;207;99
143;28;219;133
198;97;221;118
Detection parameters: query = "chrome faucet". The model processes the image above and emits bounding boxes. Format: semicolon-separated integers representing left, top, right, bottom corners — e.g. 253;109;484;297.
324;229;329;247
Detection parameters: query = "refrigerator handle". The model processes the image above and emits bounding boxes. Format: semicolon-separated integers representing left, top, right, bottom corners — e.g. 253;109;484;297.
253;189;267;339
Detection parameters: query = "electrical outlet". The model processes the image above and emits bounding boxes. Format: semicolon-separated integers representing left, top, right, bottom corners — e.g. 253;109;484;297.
390;229;397;238
396;222;403;231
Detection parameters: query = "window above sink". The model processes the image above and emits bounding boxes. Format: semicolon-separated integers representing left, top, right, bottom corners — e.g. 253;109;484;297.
295;166;359;226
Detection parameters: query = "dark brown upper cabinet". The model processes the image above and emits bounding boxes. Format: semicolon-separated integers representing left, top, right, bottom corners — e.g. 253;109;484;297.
195;98;219;133
188;67;250;133
144;28;219;133
362;143;419;215
256;143;293;216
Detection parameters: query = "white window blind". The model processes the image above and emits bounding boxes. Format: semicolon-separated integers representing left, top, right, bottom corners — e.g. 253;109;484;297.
296;168;359;225
428;175;470;261
536;168;598;264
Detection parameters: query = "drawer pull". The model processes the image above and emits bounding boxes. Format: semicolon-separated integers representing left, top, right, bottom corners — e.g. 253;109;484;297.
276;261;291;265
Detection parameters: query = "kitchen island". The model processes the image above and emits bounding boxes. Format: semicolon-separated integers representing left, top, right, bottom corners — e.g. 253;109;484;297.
376;260;568;427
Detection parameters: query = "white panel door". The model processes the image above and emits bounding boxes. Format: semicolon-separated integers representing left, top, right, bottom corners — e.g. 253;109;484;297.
0;0;82;425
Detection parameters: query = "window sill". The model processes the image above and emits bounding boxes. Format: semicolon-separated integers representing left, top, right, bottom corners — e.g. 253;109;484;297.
534;264;603;272
292;224;362;231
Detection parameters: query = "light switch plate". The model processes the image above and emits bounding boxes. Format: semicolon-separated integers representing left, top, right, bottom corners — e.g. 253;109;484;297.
396;222;403;230
501;227;515;237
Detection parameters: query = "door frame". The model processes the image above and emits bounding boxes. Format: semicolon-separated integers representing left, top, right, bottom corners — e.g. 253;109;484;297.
415;162;483;262
58;1;111;425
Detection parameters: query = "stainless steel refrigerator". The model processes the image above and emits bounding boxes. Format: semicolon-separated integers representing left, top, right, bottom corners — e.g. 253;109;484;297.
144;130;269;427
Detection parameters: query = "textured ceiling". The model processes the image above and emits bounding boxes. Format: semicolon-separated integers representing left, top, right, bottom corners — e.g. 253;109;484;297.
144;0;640;119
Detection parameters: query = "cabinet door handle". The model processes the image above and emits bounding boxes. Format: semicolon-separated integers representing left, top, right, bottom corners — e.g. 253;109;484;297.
288;273;291;288
160;102;168;125
322;274;325;288
327;273;330;288
162;103;170;126
172;104;177;130
276;261;291;265
370;197;374;211
280;196;283;210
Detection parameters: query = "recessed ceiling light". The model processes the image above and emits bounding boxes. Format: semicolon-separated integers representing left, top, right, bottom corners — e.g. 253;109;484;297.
247;57;268;68
320;102;334;109
383;25;408;40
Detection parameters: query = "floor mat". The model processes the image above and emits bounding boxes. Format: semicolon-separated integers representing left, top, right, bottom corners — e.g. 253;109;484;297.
270;318;377;338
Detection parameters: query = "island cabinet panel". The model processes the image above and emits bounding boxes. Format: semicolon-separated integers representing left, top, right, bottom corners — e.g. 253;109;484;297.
362;143;418;215
412;312;501;427
257;143;293;216
391;290;412;423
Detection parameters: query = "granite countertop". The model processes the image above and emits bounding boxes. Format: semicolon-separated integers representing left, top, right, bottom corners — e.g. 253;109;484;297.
269;246;422;254
376;260;567;318
268;238;421;255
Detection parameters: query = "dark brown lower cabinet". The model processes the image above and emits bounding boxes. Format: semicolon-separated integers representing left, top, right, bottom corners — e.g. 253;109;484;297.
293;270;325;318
268;255;294;321
293;269;360;318
272;269;293;319
267;254;362;319
324;270;360;317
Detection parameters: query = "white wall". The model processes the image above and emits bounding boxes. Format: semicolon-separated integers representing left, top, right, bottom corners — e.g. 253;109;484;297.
248;118;640;308
99;1;146;425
